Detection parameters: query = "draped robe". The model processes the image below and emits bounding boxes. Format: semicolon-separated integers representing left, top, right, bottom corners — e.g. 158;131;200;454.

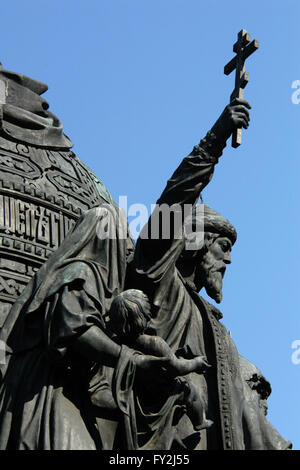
129;142;291;450
0;205;134;449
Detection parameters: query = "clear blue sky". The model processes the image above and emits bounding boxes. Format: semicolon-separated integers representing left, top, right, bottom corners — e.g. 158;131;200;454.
1;0;299;449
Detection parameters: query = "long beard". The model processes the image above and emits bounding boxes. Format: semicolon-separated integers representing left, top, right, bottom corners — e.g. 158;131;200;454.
204;270;223;303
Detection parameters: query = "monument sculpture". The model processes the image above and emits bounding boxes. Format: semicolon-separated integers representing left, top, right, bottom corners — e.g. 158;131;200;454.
0;63;115;329
0;30;292;450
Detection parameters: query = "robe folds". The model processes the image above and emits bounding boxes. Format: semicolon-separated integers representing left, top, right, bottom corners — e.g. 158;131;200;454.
0;203;191;450
0;205;133;449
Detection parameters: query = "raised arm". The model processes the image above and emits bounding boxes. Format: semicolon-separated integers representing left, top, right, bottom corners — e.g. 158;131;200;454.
134;98;251;268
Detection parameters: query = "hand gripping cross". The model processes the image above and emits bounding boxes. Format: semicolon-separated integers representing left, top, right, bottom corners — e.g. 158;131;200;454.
224;29;259;148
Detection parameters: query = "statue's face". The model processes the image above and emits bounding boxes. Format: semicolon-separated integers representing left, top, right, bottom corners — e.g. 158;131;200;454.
197;236;232;303
259;398;268;416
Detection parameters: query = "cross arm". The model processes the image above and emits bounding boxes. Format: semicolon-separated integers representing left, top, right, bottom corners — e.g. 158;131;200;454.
224;39;259;76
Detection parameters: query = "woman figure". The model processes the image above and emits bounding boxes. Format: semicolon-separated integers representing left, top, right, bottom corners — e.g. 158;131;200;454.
0;204;136;450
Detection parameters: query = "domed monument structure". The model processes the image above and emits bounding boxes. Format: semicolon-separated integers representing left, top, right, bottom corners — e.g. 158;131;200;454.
0;63;114;327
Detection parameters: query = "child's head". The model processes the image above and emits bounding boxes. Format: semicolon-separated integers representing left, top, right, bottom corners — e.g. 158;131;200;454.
109;289;151;342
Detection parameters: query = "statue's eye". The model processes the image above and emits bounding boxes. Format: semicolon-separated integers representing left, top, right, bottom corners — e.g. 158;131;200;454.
220;241;230;252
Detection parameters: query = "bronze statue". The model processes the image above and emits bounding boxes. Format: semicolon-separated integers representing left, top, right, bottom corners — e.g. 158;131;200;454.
0;50;292;450
106;288;213;448
128;102;291;449
0;206;132;449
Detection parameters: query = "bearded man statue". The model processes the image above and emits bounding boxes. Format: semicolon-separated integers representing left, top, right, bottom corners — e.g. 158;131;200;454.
127;99;291;450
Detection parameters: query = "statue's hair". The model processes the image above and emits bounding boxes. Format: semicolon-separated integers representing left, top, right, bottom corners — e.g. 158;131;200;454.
194;205;237;245
184;204;237;245
109;289;151;341
180;205;236;261
239;356;271;400
247;374;272;400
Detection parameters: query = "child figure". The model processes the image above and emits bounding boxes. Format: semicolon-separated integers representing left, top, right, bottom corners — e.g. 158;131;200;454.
105;288;213;432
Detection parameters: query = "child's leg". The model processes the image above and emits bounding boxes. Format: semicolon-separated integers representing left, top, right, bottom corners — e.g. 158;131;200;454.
181;380;214;431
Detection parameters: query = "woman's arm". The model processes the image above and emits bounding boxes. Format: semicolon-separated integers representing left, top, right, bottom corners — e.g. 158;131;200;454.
72;325;122;368
72;326;174;373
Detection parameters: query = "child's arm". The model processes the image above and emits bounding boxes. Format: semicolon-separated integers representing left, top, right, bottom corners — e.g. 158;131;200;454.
172;355;211;376
134;334;174;357
134;334;211;377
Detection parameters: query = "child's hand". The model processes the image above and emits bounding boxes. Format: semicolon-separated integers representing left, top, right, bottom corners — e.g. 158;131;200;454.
194;356;211;373
161;355;212;378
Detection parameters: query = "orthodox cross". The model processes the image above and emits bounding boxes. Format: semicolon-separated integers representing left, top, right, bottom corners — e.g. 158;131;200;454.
224;29;259;148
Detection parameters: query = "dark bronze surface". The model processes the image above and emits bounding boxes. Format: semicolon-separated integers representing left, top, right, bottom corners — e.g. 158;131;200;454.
0;46;291;450
224;29;259;147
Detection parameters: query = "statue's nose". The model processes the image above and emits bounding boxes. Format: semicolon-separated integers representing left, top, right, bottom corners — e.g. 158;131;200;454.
224;251;231;264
